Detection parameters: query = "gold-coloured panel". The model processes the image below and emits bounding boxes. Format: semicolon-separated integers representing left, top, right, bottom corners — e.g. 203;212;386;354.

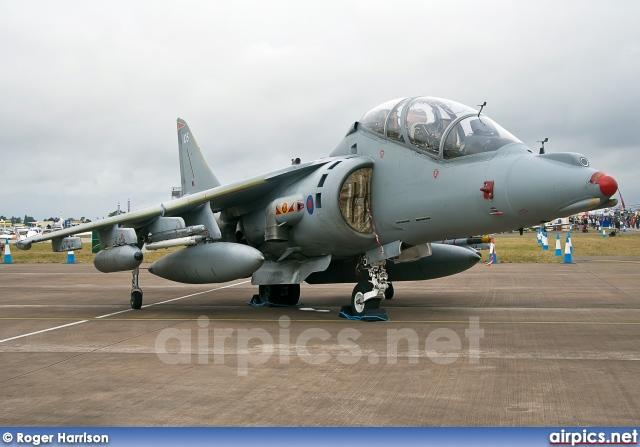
339;168;372;234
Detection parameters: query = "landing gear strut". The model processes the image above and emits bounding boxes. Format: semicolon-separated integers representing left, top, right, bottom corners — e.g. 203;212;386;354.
258;284;300;306
130;267;143;309
350;260;388;316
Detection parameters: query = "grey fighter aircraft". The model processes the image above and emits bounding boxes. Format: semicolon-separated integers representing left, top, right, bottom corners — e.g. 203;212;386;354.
17;97;619;316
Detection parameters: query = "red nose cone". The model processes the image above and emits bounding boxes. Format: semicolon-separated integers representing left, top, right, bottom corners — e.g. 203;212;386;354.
590;172;618;197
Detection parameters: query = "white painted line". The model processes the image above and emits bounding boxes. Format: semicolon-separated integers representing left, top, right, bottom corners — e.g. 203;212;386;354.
0;280;251;343
141;280;251;309
0;320;88;344
94;309;133;319
95;280;250;318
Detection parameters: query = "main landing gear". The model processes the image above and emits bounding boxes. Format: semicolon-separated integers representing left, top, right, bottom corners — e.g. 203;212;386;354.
258;284;300;306
349;261;390;317
130;267;143;309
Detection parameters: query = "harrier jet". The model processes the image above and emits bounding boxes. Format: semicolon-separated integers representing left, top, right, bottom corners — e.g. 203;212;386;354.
17;97;618;316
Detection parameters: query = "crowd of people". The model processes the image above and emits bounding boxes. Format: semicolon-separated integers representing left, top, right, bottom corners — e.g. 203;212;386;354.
578;211;640;232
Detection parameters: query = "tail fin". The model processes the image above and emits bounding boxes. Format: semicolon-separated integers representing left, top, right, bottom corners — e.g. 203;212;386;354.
177;118;221;196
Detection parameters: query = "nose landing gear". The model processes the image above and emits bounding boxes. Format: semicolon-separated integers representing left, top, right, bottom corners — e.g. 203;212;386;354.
345;260;389;320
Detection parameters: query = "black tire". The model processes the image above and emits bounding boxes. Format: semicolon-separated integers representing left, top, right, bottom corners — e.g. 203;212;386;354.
384;282;394;299
258;285;269;303
259;284;300;306
130;289;143;309
351;282;380;316
283;284;300;306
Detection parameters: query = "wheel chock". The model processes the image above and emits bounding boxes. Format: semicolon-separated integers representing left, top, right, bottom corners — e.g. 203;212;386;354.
339;305;389;321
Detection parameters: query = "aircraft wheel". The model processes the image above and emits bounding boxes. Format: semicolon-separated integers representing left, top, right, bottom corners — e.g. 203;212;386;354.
259;284;300;306
351;282;379;316
283;284;300;306
384;282;394;299
258;285;271;304
130;289;143;309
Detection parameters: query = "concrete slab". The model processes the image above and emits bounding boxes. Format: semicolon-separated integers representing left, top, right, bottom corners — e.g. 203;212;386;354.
0;260;639;426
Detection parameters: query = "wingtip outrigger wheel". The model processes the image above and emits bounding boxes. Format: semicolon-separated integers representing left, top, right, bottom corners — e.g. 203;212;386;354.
130;267;143;309
130;289;143;309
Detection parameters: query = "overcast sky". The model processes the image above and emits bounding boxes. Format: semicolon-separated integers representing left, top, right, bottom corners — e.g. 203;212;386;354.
1;0;638;220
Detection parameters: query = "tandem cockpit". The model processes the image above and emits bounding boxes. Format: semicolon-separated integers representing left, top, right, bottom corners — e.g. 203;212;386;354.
359;97;522;160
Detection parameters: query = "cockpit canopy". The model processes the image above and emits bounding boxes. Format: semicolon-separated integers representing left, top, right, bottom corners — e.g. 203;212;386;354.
360;97;521;159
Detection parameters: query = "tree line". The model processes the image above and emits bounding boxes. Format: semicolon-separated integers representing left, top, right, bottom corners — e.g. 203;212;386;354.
0;215;91;225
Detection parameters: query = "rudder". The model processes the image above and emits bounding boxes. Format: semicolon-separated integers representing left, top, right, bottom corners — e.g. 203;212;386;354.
177;118;221;195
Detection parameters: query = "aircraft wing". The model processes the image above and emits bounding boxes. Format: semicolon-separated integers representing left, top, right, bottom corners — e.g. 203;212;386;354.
16;157;335;250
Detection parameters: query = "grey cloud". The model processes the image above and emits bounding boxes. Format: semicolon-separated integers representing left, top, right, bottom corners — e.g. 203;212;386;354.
1;0;638;219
